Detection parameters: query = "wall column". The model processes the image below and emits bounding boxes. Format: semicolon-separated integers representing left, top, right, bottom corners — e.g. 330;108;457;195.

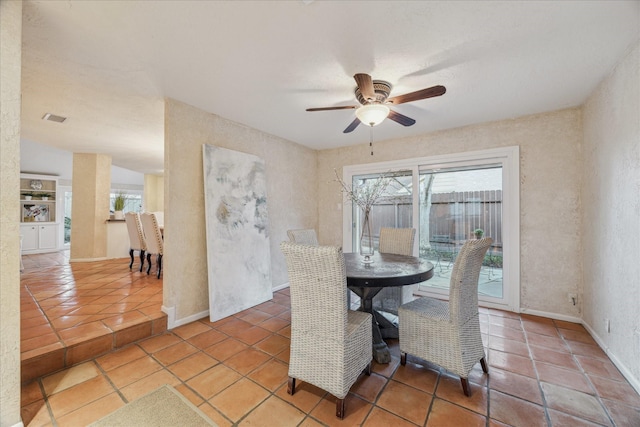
143;174;164;212
70;153;112;261
0;0;23;424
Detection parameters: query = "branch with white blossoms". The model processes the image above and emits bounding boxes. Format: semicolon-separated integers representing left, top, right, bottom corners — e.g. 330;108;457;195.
334;169;394;213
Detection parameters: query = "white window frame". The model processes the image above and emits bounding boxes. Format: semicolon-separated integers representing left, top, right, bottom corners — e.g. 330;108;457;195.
341;146;520;312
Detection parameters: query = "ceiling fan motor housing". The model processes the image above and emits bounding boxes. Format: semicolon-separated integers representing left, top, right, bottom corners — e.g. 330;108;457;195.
355;80;392;105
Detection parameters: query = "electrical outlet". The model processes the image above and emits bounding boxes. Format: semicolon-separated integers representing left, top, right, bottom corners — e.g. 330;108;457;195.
605;319;610;333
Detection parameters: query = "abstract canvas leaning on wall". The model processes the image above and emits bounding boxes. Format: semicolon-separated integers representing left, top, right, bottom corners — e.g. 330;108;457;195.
202;144;273;322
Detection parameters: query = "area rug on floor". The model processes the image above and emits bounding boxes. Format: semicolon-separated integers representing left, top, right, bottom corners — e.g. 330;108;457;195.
89;385;217;427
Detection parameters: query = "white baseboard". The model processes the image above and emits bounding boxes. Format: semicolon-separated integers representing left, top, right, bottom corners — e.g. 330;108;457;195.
69;257;108;263
164;307;209;329
161;285;292;330
272;282;289;292
519;307;582;324
521;309;640;394
582;321;640;395
161;305;175;329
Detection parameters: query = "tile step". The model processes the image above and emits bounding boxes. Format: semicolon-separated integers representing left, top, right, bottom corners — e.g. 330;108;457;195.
21;315;167;383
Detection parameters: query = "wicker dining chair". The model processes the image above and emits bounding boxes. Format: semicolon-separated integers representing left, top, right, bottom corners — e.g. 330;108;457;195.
139;212;164;279
286;228;319;245
398;237;493;396
124;212;146;272
373;227;417;315
280;242;372;419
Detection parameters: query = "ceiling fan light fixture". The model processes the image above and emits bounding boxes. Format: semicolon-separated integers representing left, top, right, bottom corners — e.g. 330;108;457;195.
355;104;390;127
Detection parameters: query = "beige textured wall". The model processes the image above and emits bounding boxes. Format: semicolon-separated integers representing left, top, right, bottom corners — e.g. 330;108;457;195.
0;0;23;424
582;41;640;387
164;98;317;323
70;153;112;260
318;108;583;318
143;174;164;212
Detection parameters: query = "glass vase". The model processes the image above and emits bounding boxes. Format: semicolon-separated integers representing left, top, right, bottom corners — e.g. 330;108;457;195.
359;208;374;263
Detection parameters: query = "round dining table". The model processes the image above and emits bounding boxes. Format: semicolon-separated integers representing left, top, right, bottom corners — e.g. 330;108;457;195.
344;252;434;364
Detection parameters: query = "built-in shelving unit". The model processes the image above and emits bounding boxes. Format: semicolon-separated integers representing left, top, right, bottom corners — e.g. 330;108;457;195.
20;173;59;253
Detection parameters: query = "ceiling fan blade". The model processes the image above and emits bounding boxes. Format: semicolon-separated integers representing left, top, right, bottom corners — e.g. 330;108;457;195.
387;85;446;105
343;117;361;133
354;73;375;101
387;109;416;127
306;105;358;112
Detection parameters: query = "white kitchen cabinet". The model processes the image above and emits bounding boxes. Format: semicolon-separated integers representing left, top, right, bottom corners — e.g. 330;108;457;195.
20;224;58;253
21;225;38;251
20;173;60;254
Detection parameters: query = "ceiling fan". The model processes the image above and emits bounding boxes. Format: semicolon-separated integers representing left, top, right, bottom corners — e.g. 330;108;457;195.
306;73;446;133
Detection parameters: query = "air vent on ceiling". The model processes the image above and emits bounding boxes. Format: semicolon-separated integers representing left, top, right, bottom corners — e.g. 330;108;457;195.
42;113;67;123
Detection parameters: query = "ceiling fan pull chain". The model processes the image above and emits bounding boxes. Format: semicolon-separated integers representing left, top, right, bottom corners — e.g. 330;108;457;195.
370;126;374;156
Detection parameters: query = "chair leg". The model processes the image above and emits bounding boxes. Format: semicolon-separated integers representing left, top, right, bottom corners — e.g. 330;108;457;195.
400;352;407;366
129;249;134;270
287;377;296;395
336;397;345;419
146;253;152;275
480;357;489;374
139;250;145;272
156;254;163;279
364;362;371;376
460;377;471;396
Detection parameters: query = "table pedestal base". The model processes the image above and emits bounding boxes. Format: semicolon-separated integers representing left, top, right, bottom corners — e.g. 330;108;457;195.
345;252;434;364
374;310;399;339
373;341;391;364
349;286;397;364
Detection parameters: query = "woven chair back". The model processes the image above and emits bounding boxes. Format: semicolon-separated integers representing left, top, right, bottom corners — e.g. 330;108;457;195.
378;228;415;256
281;242;347;340
140;212;163;256
124;212;146;251
448;237;492;325
286;229;319;246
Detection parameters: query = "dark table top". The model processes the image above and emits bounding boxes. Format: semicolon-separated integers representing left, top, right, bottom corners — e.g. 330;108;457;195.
344;252;434;288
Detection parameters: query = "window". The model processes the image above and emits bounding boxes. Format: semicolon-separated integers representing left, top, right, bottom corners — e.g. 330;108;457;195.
418;166;504;301
341;147;520;311
109;191;143;213
351;171;413;253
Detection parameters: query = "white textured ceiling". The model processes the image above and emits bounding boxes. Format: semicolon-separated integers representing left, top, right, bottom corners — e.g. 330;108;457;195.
20;0;639;174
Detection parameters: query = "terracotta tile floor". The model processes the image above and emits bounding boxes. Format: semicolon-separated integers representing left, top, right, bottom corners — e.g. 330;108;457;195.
20;251;166;383
20;253;640;426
